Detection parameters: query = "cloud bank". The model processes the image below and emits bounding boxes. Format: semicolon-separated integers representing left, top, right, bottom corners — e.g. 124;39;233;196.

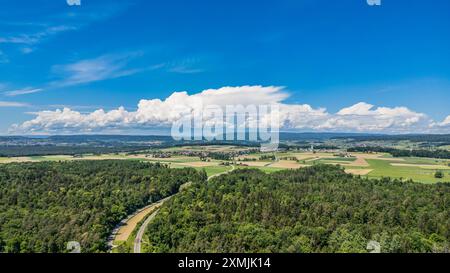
10;86;449;134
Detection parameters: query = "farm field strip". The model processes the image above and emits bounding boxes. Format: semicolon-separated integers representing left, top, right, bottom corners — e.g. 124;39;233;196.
270;160;308;169
345;169;374;175
390;163;450;170
1;148;448;183
366;159;450;184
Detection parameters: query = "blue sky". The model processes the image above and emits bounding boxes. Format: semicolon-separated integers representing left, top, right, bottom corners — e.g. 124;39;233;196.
0;0;449;134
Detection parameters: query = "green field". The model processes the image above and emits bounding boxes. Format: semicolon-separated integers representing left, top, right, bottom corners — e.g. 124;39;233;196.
440;145;450;151
199;165;233;176
401;157;449;165
366;159;450;184
235;152;450;183
315;159;355;165
146;157;203;164
1;147;449;183
236;165;284;173
168;163;232;177
320;157;357;162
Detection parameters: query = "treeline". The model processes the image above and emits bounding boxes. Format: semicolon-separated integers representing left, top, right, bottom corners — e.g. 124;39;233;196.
296;145;339;150
0;145;150;157
0;160;205;253
206;153;234;161
336;134;450;143
0;135;172;144
348;147;450;159
144;165;450;253
0;140;255;158
259;154;276;161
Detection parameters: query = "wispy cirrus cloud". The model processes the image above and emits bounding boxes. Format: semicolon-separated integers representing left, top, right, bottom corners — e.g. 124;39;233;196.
168;65;204;74
20;47;34;54
1;51;169;96
49;52;146;87
165;58;204;74
0;101;29;107
0;25;77;45
0;1;131;59
3;87;44;97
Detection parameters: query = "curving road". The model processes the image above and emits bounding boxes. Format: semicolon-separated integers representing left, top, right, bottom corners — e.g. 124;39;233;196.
133;208;161;253
132;165;235;253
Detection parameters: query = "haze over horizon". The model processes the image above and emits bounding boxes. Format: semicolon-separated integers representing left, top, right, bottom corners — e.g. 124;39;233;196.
1;0;449;135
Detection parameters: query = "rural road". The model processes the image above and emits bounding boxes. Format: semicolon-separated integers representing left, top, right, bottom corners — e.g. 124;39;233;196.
132;165;235;253
133;208;160;253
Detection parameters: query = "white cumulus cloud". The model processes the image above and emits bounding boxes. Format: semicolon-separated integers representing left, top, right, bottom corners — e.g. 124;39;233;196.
9;85;447;134
442;116;450;126
325;102;427;132
431;115;450;129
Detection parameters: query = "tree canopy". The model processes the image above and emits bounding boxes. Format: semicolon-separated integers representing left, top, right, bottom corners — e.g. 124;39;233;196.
0;160;205;253
144;165;450;253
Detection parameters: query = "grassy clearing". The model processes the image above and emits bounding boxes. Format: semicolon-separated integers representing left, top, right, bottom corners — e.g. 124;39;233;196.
146;156;203;164
198;165;233;176
235;165;285;174
259;166;286;173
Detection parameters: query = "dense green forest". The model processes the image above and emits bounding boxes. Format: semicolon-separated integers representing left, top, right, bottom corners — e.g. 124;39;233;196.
0;145;151;157
0;137;259;157
144;165;450;253
0;135;174;156
0;160;205;253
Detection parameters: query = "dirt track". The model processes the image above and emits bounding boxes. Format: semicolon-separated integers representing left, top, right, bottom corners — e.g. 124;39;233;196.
114;203;162;242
